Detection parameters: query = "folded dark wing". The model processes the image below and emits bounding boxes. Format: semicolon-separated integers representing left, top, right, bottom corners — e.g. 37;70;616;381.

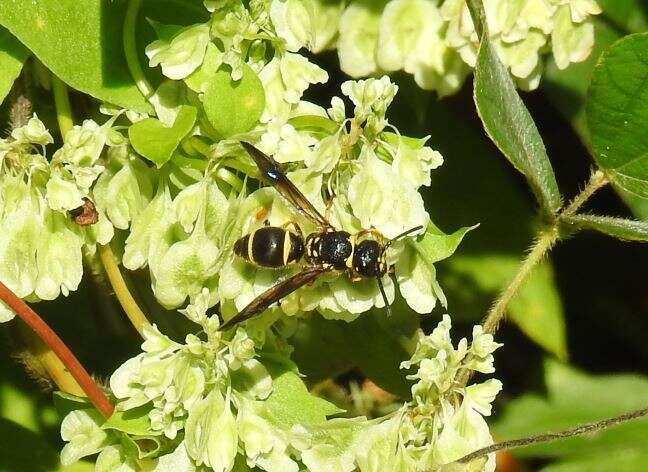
240;141;331;228
219;265;331;330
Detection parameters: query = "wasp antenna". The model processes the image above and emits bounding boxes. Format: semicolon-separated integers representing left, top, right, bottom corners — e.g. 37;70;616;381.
376;276;392;317
385;225;424;248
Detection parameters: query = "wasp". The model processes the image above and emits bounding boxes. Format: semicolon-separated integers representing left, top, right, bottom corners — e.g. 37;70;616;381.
220;142;422;331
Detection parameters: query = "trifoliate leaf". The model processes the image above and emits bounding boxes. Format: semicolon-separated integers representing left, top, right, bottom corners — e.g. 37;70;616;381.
203;63;265;138
129;105;197;168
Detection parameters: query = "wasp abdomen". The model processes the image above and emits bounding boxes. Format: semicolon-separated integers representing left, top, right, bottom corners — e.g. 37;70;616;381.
234;226;304;268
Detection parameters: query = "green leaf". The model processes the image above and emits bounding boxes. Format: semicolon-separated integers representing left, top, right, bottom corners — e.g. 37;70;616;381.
103;404;155;436
202;63;265;138
544;21;648;221
0;0;151;112
264;361;342;429
0;26;29;105
587;33;648;199
473;34;562;215
493;359;648;470
416;222;478;264
562;214;648;242
129;105;197;167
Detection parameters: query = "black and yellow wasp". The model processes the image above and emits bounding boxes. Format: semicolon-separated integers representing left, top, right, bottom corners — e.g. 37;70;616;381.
219;141;422;331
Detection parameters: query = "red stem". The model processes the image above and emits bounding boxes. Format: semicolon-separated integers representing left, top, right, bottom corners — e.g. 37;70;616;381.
0;281;114;418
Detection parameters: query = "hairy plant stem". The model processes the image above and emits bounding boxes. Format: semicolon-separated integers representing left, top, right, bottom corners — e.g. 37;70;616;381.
0;282;114;418
457;170;609;389
98;245;151;337
455;406;648;464
124;0;154;98
51;74;73;139
561;169;608;217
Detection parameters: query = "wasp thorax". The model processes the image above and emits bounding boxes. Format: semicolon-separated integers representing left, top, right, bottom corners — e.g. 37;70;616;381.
353;240;386;277
306;231;353;270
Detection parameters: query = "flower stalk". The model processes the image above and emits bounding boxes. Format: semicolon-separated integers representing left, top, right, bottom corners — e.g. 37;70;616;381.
98;244;151;337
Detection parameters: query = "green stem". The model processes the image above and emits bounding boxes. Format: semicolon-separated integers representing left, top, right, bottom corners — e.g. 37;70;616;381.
457;169;609;389
124;0;154;99
51;75;73;139
483;229;558;335
98;244;152;337
561;169;608;218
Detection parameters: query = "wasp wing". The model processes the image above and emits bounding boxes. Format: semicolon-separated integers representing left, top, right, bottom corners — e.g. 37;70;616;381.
219;265;331;331
241;141;331;228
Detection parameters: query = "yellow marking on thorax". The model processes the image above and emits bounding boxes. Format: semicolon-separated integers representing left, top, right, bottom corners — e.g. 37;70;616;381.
346;235;356;269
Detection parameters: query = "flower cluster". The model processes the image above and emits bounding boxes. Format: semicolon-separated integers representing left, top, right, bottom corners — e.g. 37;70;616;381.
292;315;503;471
85;0;452;328
60;314;502;471
0;116;114;321
277;0;601;95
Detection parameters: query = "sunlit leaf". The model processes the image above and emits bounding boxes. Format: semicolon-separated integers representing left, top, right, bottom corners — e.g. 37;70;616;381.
473;33;562;215
587;33;648;198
